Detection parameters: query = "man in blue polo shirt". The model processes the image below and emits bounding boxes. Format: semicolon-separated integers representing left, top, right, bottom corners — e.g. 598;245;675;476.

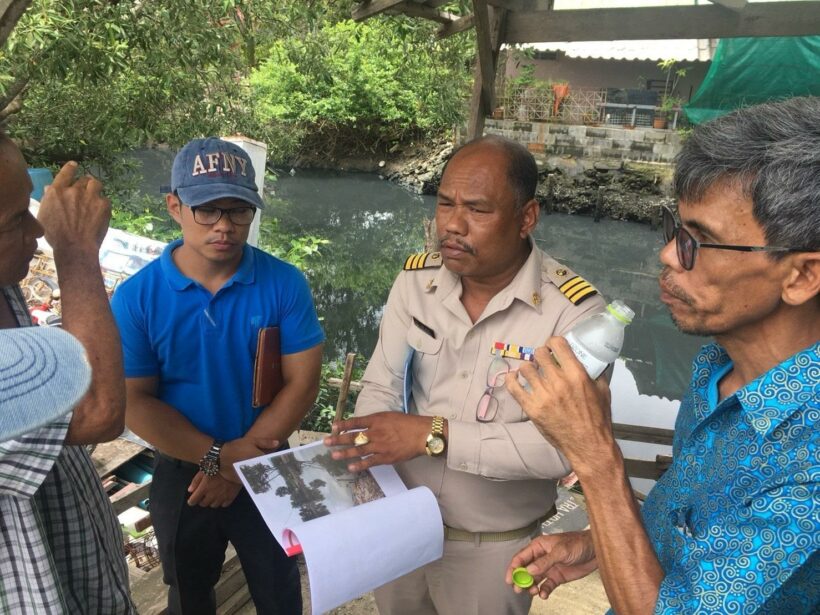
111;137;324;615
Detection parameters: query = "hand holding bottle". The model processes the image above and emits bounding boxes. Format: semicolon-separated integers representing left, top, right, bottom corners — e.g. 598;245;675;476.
506;301;634;471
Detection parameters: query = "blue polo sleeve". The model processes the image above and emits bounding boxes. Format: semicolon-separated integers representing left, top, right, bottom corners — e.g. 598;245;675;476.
277;265;324;355
110;280;160;377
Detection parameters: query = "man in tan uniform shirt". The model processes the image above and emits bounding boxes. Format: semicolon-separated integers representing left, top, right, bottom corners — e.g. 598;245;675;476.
326;135;605;614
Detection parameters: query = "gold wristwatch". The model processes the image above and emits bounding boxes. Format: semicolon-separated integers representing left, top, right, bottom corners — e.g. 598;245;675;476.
425;416;447;457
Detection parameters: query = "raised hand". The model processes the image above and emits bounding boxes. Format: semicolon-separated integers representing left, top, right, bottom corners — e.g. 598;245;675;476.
38;161;110;255
506;337;614;472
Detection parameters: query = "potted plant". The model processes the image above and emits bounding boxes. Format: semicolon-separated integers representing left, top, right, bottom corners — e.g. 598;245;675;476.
654;60;688;129
654;94;682;129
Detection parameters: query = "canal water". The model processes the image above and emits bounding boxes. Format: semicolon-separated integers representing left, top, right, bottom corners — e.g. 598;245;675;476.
128;150;703;491
270;170;705;490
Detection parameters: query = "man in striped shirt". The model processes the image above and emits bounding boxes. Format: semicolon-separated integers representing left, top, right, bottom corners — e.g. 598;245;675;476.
0;134;135;613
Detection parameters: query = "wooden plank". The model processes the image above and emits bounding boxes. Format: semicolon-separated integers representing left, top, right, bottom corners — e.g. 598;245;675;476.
424;0;456;8
612;423;674;446
129;544;249;614
489;0;553;10
91;438;147;478
623;454;673;481
707;0;748;11
473;0;495;112
215;549;251;615
467;2;506;139
438;14;474;38
334;353;358;422
352;0;405;21
111;480;152;515
288;430;328;447
399;2;458;24
504;3;820;43
327;377;363;392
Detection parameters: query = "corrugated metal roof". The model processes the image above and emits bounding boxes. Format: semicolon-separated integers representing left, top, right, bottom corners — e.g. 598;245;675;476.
527;39;714;62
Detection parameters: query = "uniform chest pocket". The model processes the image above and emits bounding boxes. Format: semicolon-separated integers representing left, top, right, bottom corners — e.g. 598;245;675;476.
406;322;443;402
487;358;527;423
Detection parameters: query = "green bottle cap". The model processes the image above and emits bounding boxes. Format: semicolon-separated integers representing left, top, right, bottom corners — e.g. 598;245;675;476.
512;567;534;589
606;300;634;325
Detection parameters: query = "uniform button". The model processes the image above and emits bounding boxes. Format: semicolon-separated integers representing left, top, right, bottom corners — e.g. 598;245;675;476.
450;413;457;419
460;371;469;379
459;463;468;470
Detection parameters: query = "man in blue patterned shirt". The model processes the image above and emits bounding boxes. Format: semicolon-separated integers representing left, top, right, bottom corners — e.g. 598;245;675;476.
504;96;819;614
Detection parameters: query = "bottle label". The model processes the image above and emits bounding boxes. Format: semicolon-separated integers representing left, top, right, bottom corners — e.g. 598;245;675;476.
565;335;609;379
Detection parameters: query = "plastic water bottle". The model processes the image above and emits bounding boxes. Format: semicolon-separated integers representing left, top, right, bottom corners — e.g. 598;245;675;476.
564;300;634;379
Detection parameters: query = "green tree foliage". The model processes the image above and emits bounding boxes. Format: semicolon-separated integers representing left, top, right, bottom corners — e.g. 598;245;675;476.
250;17;473;143
0;1;350;167
2;1;472;169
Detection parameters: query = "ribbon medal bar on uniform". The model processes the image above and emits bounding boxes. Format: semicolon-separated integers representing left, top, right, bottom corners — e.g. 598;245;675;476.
490;341;536;362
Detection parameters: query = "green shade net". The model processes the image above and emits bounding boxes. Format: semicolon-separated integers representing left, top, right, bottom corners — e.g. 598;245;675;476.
684;36;820;124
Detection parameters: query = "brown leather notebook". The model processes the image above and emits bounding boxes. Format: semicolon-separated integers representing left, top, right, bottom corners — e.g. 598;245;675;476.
252;327;283;407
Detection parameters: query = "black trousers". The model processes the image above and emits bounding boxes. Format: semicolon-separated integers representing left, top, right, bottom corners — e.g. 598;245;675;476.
150;455;301;615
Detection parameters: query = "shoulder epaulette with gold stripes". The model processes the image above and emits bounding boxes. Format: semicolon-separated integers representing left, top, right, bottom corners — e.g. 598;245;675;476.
558;275;599;305
403;251;443;271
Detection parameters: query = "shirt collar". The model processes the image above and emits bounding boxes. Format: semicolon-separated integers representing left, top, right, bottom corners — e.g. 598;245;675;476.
700;341;820;437
160;239;256;291
737;341;819;437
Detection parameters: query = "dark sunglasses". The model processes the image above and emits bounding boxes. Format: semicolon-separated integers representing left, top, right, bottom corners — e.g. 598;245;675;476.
660;205;808;271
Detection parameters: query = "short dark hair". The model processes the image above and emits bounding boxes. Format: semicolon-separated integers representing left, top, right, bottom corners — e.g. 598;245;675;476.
674;96;820;253
441;135;538;212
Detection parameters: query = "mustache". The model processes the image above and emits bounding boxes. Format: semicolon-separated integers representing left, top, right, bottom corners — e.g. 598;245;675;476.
659;268;695;305
438;234;476;255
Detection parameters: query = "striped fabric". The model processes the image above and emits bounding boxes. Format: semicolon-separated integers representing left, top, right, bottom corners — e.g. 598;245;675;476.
557;275;598;305
0;285;135;614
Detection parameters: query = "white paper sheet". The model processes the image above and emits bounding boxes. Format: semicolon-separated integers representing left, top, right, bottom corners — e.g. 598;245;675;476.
235;441;443;614
295;486;442;614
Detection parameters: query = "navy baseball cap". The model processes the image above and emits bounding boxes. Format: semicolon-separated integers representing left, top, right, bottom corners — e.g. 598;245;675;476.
171;137;264;209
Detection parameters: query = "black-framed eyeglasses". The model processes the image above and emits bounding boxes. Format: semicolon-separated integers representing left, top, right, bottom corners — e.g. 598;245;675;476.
660;205;808;271
476;352;510;422
190;205;256;226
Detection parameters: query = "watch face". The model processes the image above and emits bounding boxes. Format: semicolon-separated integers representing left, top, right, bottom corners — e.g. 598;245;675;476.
427;436;445;456
199;457;220;477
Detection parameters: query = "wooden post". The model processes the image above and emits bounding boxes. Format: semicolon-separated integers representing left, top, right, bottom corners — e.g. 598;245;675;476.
333;353;357;422
466;1;506;140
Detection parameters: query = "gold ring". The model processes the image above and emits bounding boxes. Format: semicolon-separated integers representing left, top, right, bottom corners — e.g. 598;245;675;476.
354;432;370;447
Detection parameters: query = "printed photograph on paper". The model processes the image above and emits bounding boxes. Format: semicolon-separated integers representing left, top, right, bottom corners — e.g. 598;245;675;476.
239;443;386;525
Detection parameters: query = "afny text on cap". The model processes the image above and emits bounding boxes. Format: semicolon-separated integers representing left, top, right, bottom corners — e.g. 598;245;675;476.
170;137;264;210
0;327;91;442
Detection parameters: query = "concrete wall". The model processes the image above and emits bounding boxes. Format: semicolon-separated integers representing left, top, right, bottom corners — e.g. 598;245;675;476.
484;118;681;164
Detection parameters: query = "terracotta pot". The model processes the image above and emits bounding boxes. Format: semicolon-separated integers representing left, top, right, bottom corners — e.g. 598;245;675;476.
653;116;667;129
527;142;545;154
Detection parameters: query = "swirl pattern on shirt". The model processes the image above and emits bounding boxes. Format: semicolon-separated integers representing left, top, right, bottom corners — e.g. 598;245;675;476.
641;342;819;614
